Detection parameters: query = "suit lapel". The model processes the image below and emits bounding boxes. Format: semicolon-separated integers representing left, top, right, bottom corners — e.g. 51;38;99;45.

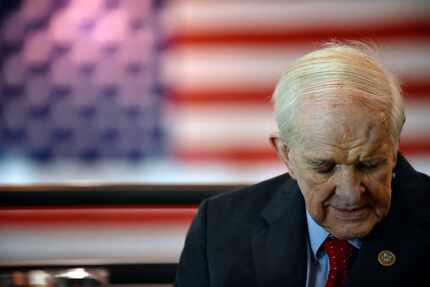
252;177;308;287
345;224;404;286
346;153;424;286
345;216;422;286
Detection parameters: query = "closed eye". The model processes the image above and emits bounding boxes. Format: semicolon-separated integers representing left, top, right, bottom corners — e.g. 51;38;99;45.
357;159;383;171
309;160;336;174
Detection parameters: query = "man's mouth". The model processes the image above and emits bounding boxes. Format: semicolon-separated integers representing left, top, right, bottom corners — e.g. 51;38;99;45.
331;206;370;220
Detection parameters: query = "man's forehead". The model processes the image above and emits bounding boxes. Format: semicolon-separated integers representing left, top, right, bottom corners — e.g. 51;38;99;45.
293;95;391;150
296;89;388;124
297;88;384;109
297;100;378;126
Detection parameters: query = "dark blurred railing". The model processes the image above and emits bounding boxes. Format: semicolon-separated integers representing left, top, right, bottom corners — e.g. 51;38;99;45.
0;184;245;206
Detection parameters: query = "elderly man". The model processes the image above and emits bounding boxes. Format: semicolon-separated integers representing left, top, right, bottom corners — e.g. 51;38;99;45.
175;44;430;286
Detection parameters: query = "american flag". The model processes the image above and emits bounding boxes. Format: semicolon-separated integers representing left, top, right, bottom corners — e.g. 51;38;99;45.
162;0;430;177
0;0;429;183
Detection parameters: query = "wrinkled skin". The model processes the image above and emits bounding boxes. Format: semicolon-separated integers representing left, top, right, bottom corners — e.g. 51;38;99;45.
273;91;398;239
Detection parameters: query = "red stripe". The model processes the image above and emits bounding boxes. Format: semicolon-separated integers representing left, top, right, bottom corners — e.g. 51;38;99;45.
169;20;430;46
176;148;278;162
0;207;197;225
400;141;430;155
402;81;430;96
176;141;430;162
170;81;430;105
0;204;198;210
171;87;273;105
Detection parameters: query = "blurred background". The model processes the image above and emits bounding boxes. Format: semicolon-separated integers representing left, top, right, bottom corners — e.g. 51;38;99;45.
0;0;429;184
0;1;429;286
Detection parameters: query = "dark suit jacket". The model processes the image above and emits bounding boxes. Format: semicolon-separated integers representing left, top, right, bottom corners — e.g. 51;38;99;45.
176;154;430;286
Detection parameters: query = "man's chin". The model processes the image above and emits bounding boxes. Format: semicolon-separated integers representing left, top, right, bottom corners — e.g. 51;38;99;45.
325;218;377;240
333;223;374;239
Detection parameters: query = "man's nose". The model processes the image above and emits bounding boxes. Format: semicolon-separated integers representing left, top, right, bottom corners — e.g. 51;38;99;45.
335;167;365;204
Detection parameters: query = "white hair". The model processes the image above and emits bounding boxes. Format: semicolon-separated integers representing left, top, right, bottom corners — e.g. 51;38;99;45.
272;42;405;149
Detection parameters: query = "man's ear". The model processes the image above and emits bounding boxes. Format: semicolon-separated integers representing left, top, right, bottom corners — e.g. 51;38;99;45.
392;147;399;170
269;133;296;178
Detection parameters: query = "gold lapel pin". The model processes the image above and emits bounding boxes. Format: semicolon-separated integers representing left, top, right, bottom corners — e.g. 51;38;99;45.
377;250;396;267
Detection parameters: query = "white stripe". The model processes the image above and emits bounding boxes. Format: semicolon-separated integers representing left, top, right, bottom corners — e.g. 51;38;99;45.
162;45;307;88
0;156;286;184
407;155;430;175
162;1;430;34
162;41;430;89
166;105;276;150
0;224;188;265
0;157;427;185
403;99;430;137
169;102;430;151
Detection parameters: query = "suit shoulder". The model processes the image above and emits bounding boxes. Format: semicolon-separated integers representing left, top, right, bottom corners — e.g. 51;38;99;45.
210;173;290;201
203;173;293;221
393;158;430;223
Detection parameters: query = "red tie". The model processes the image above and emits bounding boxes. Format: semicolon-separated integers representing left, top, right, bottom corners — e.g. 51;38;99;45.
322;238;355;287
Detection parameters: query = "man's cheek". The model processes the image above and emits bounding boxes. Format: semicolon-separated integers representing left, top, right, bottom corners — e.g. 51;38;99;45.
365;170;392;193
301;169;331;185
305;186;330;209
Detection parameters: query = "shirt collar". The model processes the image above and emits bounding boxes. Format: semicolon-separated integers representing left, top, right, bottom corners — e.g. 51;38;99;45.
306;211;362;260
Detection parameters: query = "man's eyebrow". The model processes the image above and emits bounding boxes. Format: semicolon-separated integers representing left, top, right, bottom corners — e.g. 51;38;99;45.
359;154;387;161
359;157;387;164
